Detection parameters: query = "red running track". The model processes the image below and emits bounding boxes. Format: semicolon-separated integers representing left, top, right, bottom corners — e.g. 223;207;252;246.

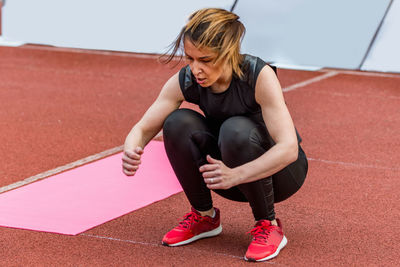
0;45;399;266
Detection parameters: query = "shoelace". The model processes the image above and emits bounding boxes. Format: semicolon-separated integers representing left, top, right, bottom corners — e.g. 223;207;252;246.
247;224;273;242
177;211;201;229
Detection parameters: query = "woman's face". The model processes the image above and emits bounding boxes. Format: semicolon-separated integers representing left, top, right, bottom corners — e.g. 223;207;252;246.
184;38;231;89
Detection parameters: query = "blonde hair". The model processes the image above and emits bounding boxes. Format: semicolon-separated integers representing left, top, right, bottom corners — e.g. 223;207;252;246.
161;8;246;78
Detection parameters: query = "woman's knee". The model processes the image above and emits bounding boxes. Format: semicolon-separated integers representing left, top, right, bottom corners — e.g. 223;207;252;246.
218;116;255;151
163;109;203;137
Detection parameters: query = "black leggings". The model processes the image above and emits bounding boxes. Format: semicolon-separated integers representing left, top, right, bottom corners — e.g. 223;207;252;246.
163;109;308;221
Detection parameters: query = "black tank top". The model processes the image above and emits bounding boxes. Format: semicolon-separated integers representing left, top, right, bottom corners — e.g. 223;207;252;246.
178;54;302;142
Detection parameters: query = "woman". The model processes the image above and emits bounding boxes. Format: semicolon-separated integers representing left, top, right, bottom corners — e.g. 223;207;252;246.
122;8;308;262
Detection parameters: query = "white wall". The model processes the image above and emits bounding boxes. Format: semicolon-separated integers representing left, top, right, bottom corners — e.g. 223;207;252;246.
361;0;400;73
3;0;234;53
2;0;399;72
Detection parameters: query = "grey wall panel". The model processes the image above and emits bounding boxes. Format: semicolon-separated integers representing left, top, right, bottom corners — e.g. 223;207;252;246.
361;0;400;73
235;0;390;69
3;0;234;53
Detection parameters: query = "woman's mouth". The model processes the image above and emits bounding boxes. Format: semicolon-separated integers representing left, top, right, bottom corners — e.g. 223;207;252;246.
196;77;206;84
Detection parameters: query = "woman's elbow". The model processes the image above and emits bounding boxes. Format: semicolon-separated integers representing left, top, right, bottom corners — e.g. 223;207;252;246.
286;141;299;164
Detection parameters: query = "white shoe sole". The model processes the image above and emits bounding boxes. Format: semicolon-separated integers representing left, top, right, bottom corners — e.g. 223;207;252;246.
162;225;222;247
244;236;288;262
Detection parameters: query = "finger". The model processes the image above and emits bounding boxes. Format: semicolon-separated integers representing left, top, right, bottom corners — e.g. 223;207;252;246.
206;183;225;190
124;150;141;160
122;154;141;165
204;177;221;184
123;168;136;176
199;163;219;173
122;162;139;172
202;170;221;179
206;155;220;164
206;180;231;190
123;158;141;166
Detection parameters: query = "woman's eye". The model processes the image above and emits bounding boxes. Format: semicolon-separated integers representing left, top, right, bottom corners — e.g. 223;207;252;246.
185;57;211;63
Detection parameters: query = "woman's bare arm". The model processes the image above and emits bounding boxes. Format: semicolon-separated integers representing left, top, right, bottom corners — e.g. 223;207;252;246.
233;65;299;183
123;72;184;176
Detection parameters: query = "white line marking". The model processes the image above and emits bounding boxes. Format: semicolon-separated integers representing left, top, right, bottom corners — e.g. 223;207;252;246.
19;45;181;61
282;71;338;92
80;233;256;262
80;233;162;247
325;69;400;79
0;145;123;194
309;89;400;100
308;158;399;171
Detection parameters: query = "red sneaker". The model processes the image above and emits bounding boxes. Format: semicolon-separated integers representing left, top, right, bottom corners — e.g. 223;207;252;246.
162;207;222;247
244;219;287;262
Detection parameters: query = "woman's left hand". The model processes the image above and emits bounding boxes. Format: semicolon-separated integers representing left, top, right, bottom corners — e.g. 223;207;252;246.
199;155;240;190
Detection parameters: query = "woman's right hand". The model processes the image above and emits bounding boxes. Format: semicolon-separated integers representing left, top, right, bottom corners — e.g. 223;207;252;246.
122;147;144;176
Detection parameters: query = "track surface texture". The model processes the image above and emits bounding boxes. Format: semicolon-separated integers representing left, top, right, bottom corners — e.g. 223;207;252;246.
1;45;399;266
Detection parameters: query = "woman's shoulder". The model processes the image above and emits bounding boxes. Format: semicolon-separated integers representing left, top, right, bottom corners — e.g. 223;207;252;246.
239;54;277;88
240;54;276;74
241;54;260;65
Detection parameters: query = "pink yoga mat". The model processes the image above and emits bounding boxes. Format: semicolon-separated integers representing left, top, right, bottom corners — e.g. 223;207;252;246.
0;141;182;235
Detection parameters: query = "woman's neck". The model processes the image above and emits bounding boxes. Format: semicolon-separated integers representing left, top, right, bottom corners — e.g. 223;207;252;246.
210;67;233;93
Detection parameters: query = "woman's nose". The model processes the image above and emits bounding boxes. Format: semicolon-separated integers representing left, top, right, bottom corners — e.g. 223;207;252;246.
191;61;202;75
